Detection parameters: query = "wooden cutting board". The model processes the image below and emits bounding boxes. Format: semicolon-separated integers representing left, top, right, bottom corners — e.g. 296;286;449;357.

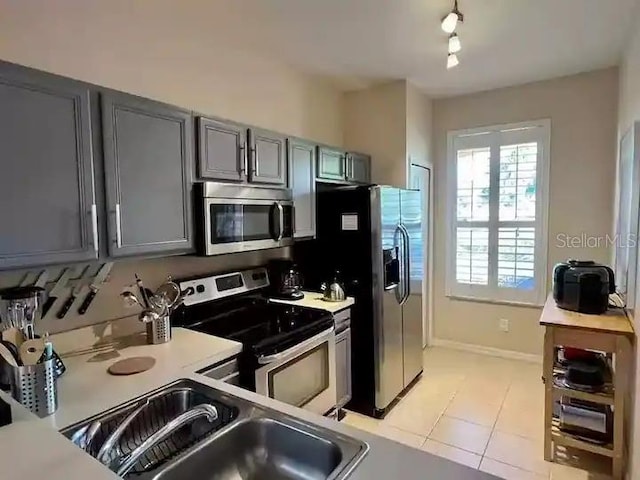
107;356;156;376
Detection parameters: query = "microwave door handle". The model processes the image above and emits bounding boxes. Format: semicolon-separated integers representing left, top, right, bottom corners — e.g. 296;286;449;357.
276;202;284;241
257;327;334;364
269;202;278;241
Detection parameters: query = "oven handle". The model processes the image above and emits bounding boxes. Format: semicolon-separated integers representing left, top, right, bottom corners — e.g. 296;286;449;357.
257;327;335;365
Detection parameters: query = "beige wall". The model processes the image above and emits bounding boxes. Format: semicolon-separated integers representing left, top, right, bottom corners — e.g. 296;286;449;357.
343;79;434;183
343;81;409;187
406;83;434;169
432;68;619;355
0;0;343;145
617;13;640;480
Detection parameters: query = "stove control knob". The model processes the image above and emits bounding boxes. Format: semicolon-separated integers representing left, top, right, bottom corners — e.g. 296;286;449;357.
196;284;205;294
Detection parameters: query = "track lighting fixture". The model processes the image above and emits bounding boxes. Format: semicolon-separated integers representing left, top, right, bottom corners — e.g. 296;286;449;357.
441;0;464;33
448;33;461;54
447;53;459;69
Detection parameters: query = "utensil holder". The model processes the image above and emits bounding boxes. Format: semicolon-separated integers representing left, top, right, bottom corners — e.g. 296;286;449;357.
8;358;57;417
146;315;171;345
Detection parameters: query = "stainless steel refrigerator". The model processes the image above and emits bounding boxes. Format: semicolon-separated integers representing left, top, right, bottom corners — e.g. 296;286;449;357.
310;184;424;418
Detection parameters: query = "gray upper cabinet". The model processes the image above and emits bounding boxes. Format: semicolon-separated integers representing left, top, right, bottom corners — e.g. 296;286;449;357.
288;139;316;239
0;66;98;270
248;128;286;186
197;117;247;182
346;152;372;184
317;147;346;182
102;92;194;257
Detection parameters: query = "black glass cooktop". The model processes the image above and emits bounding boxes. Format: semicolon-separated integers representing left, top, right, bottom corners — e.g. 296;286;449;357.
175;296;333;356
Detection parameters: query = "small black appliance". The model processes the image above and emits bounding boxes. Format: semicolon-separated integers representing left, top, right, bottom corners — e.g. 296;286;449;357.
553;260;615;314
267;259;305;300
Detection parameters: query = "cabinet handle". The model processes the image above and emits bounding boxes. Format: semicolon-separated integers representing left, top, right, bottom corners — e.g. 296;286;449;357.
251;147;257;175
91;204;99;254
239;144;247;174
115;203;122;248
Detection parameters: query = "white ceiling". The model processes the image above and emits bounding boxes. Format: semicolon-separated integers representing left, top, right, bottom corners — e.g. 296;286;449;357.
202;0;639;96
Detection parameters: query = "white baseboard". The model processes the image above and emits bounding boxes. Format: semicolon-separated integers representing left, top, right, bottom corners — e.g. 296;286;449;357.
431;338;543;364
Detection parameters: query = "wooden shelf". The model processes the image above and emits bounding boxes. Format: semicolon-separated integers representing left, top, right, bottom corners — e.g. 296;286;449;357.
551;422;614;457
552;384;614;405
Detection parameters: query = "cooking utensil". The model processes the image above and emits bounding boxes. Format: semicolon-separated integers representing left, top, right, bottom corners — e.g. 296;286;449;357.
3;327;25;349
78;262;113;315
0;286;45;336
150;279;182;313
1;340;20;364
139;309;160;324
0;342;18;367
19;338;45;366
121;291;143;308
56;265;92;319
135;274;151;309
42;268;73;317
107;356;156;376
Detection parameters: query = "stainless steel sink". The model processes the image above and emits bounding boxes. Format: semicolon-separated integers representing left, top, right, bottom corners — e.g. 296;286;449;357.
152;418;348;480
61;379;368;479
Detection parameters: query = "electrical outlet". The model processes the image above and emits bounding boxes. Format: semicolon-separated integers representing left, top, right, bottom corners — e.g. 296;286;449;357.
499;318;510;332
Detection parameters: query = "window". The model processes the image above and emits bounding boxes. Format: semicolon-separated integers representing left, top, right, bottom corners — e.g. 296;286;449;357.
446;120;550;305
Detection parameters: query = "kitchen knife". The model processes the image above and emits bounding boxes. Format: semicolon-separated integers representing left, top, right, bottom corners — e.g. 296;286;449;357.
78;262;113;315
33;270;49;289
41;268;72;317
56;265;92;319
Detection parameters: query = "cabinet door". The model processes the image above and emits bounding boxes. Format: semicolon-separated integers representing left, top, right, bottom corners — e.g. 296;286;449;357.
197;117;247;182
102;92;194;257
248;128;286;185
335;328;352;408
347;152;372;184
288;139;316;239
0;66;98;269
317;147;346;181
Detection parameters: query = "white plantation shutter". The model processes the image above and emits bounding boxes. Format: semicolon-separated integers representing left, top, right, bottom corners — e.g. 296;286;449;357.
446;120;550;305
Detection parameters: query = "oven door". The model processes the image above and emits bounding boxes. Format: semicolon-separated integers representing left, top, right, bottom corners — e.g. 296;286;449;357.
203;198;294;255
255;327;337;416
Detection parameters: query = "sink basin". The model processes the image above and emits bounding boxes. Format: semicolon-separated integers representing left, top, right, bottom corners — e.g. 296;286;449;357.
62;379;239;475
152;418;343;480
62;379;367;479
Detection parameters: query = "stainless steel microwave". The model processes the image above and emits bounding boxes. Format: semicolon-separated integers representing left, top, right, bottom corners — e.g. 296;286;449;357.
197;183;294;256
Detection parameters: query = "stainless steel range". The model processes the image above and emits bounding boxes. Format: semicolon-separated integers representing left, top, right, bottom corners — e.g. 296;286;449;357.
172;268;337;416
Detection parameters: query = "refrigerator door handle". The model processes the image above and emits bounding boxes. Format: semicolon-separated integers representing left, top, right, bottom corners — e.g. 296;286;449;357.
399;224;411;304
393;225;404;304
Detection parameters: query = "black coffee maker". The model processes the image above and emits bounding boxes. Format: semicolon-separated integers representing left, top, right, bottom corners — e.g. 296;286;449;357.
267;260;305;300
553;260;615;314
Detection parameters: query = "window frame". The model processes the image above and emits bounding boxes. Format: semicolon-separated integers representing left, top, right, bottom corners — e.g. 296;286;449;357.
445;119;551;306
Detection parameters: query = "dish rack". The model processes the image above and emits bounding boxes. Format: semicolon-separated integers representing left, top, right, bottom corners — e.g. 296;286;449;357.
66;388;239;475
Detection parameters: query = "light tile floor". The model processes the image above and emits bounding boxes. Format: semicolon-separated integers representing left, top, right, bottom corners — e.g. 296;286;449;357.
341;346;612;480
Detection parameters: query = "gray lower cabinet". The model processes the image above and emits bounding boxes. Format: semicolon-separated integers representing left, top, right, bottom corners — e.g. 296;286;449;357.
288;139;316;239
248;127;286;186
317;147;346;182
347;152;371;184
101;92;194;257
0;66;99;269
336;325;352;408
197;117;247;182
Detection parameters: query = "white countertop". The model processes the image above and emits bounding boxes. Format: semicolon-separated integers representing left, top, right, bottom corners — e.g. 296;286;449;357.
0;327;496;480
269;290;355;313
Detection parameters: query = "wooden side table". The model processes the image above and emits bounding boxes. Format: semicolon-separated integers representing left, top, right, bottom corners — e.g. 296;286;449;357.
540;295;634;479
